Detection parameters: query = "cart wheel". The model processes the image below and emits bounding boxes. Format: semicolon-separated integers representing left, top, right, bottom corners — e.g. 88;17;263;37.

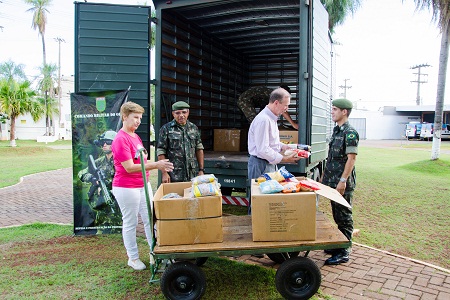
275;257;321;300
195;257;208;267
161;261;206;300
267;252;300;264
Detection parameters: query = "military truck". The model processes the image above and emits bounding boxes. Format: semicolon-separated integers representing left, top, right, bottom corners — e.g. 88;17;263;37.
75;0;334;202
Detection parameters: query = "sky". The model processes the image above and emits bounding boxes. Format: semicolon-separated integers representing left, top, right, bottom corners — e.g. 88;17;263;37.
0;0;447;111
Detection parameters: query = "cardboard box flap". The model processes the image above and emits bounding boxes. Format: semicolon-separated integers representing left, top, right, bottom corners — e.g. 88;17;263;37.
303;178;351;208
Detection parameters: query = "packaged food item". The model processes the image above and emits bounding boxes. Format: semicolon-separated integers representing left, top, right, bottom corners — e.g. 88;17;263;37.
298;180;320;191
281;181;301;193
191;174;218;185
256;176;266;184
192;182;221;197
263;170;285;182
259;180;284;194
285;149;310;158
161;193;182;199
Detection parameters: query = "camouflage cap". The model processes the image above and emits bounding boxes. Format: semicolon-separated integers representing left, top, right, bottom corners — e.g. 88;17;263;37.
172;101;190;111
332;98;353;109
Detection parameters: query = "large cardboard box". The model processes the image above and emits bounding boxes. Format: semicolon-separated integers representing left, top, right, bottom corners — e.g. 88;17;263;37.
251;178;350;242
279;129;298;144
156;217;223;246
213;129;247;152
154;182;222;220
154;181;223;246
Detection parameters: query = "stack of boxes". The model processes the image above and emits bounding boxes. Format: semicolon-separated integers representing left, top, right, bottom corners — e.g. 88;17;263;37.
153;182;223;246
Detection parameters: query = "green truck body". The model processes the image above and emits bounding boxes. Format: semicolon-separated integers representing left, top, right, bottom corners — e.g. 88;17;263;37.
75;0;333;200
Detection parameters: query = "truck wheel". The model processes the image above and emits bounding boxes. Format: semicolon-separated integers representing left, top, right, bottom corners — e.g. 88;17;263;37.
195;257;208;267
267;252;300;264
220;187;233;196
161;261;206;300
275;257;321;300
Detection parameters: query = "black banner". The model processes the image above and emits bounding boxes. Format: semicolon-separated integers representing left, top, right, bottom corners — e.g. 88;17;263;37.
71;89;129;235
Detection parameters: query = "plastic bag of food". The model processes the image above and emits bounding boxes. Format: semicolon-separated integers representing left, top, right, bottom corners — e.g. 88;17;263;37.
278;166;294;180
262;170;285;182
259;180;284;194
281;181;301;193
298;180;320;191
191;174;218;185
192;182;221;197
161;192;182;199
285;149;311;158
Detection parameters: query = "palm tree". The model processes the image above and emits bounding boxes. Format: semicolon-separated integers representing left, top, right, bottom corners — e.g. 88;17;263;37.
410;0;449;160
0;79;42;147
0;60;29;139
24;0;53;66
321;0;361;31
37;63;58;135
0;60;27;83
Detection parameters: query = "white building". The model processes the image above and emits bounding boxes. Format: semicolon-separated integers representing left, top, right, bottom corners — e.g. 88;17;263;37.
1;75;74;142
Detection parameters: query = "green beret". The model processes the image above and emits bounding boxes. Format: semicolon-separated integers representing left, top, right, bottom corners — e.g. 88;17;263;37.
332;98;353;109
172;101;190;110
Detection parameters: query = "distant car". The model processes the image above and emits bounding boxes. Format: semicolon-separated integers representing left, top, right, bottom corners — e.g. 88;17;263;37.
420;123;433;140
405;122;422;140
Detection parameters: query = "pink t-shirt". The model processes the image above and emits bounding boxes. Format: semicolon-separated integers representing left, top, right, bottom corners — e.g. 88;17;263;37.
111;129;149;188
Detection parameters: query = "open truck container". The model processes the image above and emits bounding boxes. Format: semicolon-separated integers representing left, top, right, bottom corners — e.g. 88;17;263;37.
75;0;333;203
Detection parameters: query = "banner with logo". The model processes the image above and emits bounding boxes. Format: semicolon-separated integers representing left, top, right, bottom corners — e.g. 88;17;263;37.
71;89;129;235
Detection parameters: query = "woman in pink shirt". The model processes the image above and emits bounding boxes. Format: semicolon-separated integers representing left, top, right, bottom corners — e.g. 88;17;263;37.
112;101;173;270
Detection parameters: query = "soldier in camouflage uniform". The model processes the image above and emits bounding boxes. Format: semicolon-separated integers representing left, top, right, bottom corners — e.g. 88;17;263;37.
321;98;359;265
78;130;122;234
237;85;298;129
157;101;205;183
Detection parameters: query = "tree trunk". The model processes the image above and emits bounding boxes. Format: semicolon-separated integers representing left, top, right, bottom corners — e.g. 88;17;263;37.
431;20;450;160
9;114;17;147
41;34;47;66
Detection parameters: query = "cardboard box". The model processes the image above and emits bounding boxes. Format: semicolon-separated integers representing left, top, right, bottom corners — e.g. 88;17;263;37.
279;129;298;144
251;177;351;242
156;217;223;246
213;129;247;152
153;182;222;220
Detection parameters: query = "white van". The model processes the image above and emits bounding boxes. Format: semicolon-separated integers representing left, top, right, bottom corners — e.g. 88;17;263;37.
405;122;422;140
420;123;433;140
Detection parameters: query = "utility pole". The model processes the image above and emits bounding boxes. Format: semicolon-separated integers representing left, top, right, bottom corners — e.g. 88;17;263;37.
339;78;352;98
410;64;430;106
54;37;65;137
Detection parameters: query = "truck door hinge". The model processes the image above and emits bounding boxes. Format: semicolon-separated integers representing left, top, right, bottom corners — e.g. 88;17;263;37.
303;72;309;79
150;79;157;85
305;0;310;6
151;17;158;24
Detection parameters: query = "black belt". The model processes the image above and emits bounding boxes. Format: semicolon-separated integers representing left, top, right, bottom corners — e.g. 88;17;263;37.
250;155;269;163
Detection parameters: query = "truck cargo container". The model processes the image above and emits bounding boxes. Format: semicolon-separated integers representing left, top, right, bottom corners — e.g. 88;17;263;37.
75;0;334;202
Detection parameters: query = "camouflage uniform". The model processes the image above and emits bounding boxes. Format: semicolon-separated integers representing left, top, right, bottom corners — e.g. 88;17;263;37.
237;87;272;122
78;155;122;233
157;119;204;182
322;121;359;249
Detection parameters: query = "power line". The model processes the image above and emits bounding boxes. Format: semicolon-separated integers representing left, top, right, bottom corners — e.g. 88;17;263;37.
338;78;352;98
410;63;430;106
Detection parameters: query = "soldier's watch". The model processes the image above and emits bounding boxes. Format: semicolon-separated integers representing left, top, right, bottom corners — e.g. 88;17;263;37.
199;168;204;172
339;177;347;183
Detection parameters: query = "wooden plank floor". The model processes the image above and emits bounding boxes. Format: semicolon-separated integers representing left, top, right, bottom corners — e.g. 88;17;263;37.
154;211;349;255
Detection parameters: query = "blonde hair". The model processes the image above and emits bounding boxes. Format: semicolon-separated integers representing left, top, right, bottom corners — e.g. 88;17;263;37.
120;101;145;120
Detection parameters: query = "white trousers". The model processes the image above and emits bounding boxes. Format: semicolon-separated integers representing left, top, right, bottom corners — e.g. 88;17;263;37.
112;184;153;260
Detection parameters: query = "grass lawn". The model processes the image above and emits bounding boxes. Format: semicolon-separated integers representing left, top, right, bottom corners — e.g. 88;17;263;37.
1;139;449;299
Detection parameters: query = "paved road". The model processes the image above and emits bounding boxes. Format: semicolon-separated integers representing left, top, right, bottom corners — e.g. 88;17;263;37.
1;167;449;299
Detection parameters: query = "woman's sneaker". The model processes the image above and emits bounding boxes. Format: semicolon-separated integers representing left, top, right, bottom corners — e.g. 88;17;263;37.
128;258;146;270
